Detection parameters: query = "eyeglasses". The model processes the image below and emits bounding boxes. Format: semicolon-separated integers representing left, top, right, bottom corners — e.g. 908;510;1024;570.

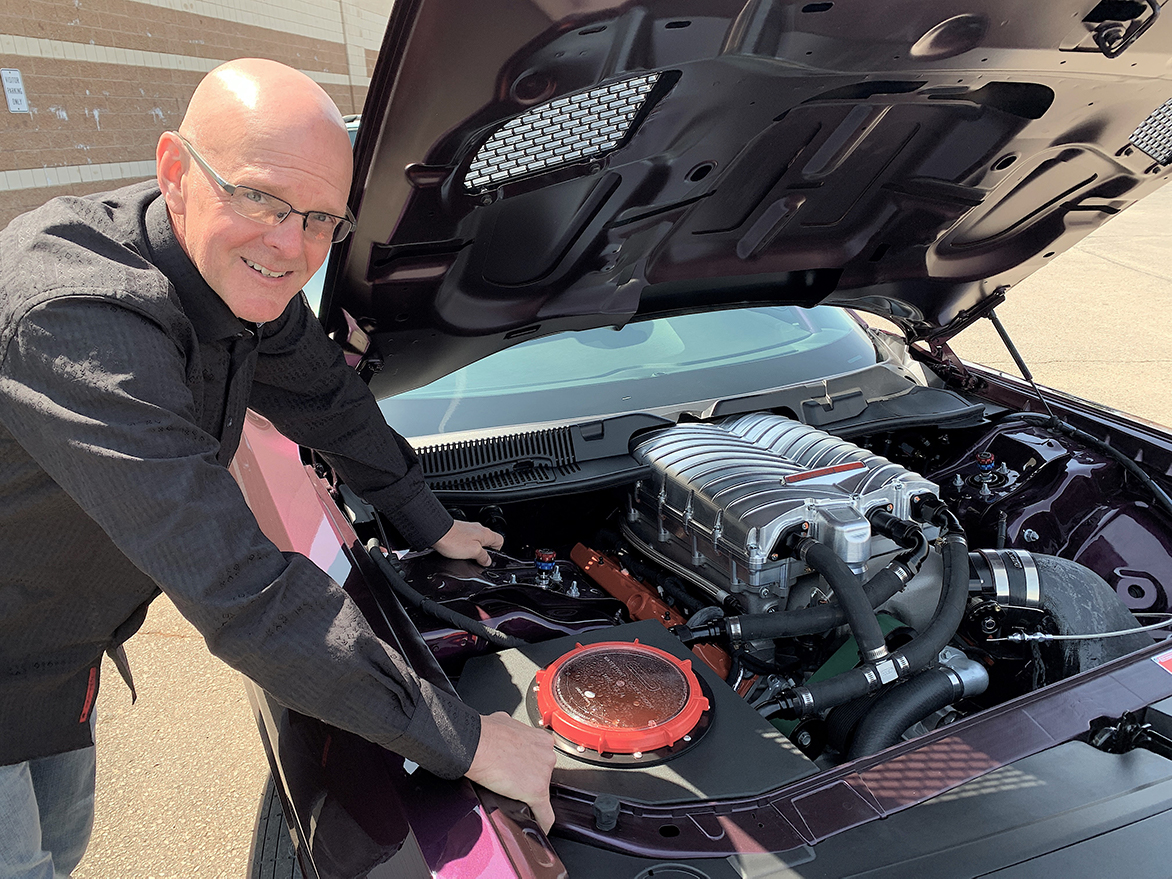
174;133;355;244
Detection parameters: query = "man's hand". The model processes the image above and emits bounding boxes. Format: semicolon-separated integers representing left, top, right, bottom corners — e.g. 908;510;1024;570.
432;520;503;566
466;711;557;832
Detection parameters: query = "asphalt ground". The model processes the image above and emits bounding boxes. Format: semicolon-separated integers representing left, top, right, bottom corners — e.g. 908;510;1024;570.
70;186;1172;878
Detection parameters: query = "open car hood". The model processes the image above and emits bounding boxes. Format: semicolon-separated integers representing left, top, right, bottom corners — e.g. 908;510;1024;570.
325;0;1172;396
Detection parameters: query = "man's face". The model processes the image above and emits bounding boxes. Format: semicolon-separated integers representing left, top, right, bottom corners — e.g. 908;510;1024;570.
174;137;352;323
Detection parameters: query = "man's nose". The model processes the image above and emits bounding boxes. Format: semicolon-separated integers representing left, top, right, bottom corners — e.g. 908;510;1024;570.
262;214;307;255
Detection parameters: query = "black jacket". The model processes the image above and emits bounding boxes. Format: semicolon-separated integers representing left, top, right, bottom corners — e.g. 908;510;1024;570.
0;182;479;776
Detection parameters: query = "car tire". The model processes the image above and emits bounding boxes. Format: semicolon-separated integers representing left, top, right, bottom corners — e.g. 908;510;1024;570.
248;774;303;879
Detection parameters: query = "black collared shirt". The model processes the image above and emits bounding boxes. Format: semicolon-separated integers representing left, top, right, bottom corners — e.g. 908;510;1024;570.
0;182;479;776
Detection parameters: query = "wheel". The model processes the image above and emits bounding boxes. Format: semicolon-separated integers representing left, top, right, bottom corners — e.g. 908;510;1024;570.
248;773;303;879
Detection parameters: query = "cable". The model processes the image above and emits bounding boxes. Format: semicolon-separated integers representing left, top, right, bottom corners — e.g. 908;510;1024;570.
988;613;1172;643
983;307;1172;520
995;411;1172;520
366;542;526;649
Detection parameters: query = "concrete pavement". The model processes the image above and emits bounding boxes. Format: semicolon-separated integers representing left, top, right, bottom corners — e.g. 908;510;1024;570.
70;187;1172;878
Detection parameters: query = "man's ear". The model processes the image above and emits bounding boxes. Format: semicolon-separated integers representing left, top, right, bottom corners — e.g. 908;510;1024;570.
156;131;187;218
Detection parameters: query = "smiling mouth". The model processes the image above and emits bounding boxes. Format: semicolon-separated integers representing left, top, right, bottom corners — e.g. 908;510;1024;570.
243;258;292;279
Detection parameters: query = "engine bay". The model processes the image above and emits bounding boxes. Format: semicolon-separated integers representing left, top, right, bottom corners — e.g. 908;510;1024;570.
338;408;1172;819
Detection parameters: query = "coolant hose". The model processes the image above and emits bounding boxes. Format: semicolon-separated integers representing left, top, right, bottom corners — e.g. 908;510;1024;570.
788;537;889;661
368;544;526;649
765;519;970;720
897;528;968;671
691;529;928;644
732;568;903;641
846;667;961;760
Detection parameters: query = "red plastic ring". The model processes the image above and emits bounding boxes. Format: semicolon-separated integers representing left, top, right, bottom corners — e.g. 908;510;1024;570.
533;640;709;754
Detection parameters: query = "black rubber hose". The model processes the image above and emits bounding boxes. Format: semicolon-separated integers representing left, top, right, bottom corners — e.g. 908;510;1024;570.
677;519;928;645
733;527;927;641
736;569;900;641
765;523;970;720
368;545;527;649
802;529;968;713
898;529;968;671
685;546;922;644
660;576;707;616
790;537;888;660
847;667;961;760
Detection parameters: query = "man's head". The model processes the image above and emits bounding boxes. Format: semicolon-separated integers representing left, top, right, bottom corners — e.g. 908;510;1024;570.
157;59;354;322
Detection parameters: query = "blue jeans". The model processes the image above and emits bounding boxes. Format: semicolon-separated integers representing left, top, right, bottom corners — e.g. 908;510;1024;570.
0;741;96;879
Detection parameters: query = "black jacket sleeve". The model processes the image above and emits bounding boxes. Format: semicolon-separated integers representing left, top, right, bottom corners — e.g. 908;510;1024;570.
0;295;479;778
248;296;453;550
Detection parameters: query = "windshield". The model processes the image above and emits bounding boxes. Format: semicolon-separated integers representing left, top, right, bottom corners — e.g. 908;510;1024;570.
380;306;880;437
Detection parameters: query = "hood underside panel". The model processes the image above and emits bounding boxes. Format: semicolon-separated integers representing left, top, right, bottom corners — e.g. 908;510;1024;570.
333;0;1172;396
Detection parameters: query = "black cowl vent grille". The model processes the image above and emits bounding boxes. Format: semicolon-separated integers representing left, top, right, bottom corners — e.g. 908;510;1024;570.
417;428;580;492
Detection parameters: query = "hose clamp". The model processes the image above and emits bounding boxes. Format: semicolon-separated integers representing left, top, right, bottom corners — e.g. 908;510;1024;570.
726;616;743;646
862;644;890;663
975;549;1042;608
940;666;966;699
861;666;881;690
938;646;990;697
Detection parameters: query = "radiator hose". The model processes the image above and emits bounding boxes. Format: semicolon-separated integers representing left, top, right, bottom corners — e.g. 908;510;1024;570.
846;667;962;760
678;516;929;646
760;499;969;720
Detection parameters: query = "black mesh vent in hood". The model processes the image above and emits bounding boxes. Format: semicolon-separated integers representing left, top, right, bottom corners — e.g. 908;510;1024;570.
1132;96;1172;165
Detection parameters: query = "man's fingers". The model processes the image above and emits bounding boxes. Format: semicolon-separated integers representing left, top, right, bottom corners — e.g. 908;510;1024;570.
433;520;505;564
467;712;557;832
532;796;555;834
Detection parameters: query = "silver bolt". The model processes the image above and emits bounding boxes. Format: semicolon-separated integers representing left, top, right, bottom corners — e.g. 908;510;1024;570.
1023;528;1039;542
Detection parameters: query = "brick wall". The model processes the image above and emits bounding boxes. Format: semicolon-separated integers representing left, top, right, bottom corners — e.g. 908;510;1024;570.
1;0;392;228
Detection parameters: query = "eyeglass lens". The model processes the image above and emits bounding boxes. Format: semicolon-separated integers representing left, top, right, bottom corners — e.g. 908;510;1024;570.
229;187;351;243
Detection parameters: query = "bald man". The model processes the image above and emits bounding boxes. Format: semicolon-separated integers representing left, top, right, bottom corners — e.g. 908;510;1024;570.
0;59;554;876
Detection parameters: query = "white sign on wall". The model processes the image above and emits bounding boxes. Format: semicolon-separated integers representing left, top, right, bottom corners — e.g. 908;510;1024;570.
3;69;29;113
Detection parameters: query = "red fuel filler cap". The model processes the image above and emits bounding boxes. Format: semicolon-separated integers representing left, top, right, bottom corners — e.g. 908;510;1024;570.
530;640;712;764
